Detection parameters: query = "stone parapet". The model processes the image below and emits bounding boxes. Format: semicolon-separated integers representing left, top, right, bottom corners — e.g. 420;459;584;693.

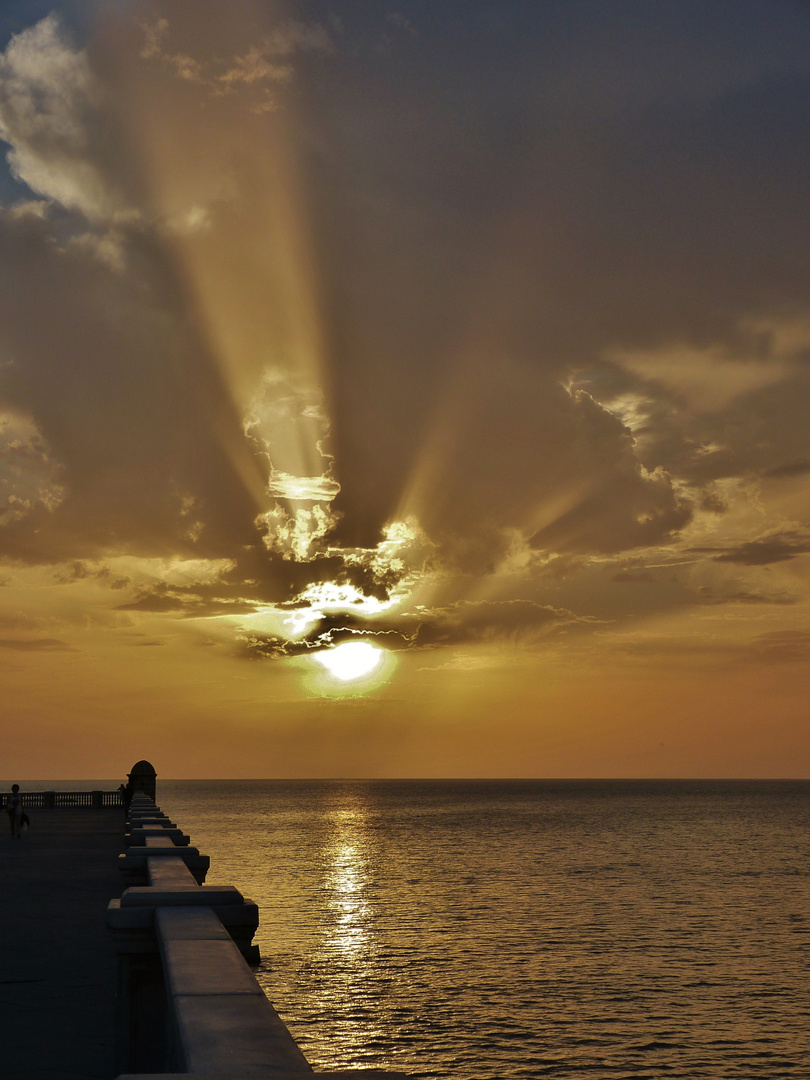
126;827;190;847
118;847;210;887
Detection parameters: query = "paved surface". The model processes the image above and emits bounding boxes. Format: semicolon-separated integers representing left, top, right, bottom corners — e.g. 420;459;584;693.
0;808;125;1080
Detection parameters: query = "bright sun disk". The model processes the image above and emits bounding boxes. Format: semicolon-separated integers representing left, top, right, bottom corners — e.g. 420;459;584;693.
313;641;382;681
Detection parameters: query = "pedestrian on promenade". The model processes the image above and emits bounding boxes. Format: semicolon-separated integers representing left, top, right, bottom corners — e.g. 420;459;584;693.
7;784;23;838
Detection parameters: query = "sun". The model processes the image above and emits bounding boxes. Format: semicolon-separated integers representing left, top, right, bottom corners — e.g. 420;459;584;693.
313;641;383;682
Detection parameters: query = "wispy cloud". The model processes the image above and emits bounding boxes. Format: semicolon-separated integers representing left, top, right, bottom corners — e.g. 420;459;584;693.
0;636;76;651
139;14;334;112
699;529;810;566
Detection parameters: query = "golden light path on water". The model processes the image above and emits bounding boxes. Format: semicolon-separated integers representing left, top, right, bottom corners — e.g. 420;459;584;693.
314;800;387;1058
328;837;369;955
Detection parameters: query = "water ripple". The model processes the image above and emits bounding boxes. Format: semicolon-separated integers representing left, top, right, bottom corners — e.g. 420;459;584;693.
164;779;810;1079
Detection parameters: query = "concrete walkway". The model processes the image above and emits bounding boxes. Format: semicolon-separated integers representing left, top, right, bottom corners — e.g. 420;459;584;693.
0;808;125;1080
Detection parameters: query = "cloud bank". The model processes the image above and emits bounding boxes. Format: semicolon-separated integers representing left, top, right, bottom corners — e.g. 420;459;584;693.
0;0;809;675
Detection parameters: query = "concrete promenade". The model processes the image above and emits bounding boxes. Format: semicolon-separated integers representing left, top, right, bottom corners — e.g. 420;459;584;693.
0;807;124;1080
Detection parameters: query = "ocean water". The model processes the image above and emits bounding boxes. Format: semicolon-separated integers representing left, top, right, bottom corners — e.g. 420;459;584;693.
157;779;810;1079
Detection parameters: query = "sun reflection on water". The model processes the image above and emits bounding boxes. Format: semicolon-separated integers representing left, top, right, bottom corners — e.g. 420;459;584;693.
328;839;369;956
308;800;388;1060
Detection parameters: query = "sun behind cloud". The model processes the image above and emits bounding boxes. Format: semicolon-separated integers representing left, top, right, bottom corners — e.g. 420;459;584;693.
313;640;383;682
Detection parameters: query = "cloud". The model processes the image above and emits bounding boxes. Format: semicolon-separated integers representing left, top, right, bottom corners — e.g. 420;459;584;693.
747;630;810;664
261;18;335;57
266;473;340;500
762;460;810;480
0;206;259;563
609;344;794;413
0;410;64;525
0;0;809;685
240;597;580;662
138;12;334;112
0;15;133;222
697;586;799;606
0;636;76;651
409;600;580;648
116;588;189;613
217;47;293;89
613;570;657;584
707;529;810;566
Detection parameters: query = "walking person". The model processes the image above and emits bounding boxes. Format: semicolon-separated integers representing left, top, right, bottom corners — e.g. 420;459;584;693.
6;784;23;838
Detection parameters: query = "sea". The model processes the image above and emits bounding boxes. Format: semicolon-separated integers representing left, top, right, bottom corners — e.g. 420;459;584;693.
19;778;810;1078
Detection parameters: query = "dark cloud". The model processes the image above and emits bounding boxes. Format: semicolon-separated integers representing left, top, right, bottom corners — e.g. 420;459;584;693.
762;460;810;480
116;590;190;613
241;598;578;661
410;600;576;647
0;1;809;660
697;586;799;606
0;636;76;650
243;625;409;661
707;530;810;566
747;630;810;664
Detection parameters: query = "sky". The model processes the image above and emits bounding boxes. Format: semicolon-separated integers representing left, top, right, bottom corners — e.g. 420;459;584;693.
1;0;810;779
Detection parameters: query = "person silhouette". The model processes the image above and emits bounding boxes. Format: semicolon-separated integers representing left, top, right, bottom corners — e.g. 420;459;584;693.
7;784;23;838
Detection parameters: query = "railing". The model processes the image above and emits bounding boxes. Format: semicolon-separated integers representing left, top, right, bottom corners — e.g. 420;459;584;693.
1;790;123;809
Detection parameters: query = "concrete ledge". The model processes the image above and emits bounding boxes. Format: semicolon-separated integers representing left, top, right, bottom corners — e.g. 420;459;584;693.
119;850;210;887
161;940;264;997
145;835;190;849
107;899;260;962
148;859;200;889
108;899;259;932
158;902;261;966
126;828;190;847
121;885;244;907
156;906;232;942
173;994;313;1075
154;902;311;1075
120;844;202;860
120;859;210;885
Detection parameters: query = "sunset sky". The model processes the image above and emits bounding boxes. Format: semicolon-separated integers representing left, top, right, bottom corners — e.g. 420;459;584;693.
1;0;810;779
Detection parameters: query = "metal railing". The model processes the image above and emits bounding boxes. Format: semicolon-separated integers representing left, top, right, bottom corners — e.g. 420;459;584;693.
1;790;123;809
